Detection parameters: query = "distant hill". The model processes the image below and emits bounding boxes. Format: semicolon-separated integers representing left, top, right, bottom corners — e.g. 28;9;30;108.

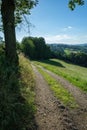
48;43;87;54
48;43;87;67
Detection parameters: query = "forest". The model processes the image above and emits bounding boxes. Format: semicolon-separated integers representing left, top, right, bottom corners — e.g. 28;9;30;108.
1;37;87;67
49;43;87;67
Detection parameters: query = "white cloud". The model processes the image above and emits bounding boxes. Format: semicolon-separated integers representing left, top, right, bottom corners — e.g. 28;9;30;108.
68;26;72;29
45;34;71;43
70;35;87;44
63;26;73;31
45;34;87;44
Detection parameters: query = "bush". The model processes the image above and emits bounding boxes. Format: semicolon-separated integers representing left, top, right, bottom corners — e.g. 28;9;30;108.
0;54;36;130
21;38;35;59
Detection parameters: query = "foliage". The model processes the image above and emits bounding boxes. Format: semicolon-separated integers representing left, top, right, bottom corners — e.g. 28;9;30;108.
68;0;84;10
21;36;51;60
49;43;87;54
15;0;38;25
0;0;38;27
0;42;5;55
0;0;38;64
21;37;35;59
34;59;87;92
19;54;36;129
49;44;87;67
0;53;36;130
66;52;87;66
16;41;21;52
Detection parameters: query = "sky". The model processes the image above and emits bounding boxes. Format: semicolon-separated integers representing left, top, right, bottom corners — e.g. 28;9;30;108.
1;0;87;44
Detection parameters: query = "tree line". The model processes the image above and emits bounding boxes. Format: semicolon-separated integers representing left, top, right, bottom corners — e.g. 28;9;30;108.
18;36;51;60
1;37;87;67
50;44;87;67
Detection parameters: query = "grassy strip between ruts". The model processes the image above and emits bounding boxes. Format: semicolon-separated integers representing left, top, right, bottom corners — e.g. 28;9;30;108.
34;59;87;92
37;66;78;109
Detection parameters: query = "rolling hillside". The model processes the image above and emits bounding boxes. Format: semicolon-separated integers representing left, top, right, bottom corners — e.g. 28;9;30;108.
49;43;87;54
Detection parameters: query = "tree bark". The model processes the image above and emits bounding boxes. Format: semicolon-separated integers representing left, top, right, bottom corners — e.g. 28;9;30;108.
1;0;18;64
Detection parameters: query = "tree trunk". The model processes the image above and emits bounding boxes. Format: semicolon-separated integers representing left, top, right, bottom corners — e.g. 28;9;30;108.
1;0;18;64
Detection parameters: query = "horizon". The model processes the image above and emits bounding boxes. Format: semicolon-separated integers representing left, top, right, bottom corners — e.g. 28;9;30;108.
46;42;87;45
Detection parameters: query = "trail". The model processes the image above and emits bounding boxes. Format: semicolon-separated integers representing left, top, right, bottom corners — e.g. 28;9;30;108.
32;65;78;130
40;66;87;109
36;65;87;130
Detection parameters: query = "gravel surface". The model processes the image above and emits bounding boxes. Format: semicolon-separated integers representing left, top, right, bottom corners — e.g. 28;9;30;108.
37;65;87;130
32;65;79;130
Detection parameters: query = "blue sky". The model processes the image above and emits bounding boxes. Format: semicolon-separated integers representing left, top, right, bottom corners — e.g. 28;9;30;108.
1;0;87;44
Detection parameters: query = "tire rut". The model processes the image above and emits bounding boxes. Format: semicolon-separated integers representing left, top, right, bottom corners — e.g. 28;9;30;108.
36;65;87;130
32;65;78;130
41;66;87;108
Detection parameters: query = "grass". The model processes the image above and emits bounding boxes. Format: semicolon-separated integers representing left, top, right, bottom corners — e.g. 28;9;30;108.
37;66;77;108
64;49;71;55
19;54;36;129
0;53;36;130
34;59;87;92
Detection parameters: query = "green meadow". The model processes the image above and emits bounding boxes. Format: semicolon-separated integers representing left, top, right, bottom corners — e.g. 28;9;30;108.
34;59;87;92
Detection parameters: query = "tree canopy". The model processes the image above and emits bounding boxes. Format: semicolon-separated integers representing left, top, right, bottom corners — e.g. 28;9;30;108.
21;37;51;60
68;0;84;10
0;0;38;28
0;0;38;63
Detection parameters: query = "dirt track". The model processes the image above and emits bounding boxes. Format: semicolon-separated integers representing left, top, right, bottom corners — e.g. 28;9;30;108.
32;65;87;130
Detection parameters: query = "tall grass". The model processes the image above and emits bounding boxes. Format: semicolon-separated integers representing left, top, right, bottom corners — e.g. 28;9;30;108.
34;59;87;92
0;53;36;130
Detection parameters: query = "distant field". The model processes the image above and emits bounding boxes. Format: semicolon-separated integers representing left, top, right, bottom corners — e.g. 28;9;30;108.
34;59;87;92
64;49;77;55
